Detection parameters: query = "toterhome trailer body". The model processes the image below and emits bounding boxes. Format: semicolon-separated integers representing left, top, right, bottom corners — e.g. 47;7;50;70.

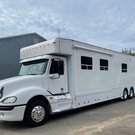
0;38;134;126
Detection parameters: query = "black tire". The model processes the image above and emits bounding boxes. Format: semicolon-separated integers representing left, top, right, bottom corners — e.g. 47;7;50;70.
122;89;128;101
23;100;49;127
128;88;134;99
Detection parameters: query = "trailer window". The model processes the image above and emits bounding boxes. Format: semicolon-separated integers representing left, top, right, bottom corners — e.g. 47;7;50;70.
122;63;127;72
81;56;93;70
100;59;108;71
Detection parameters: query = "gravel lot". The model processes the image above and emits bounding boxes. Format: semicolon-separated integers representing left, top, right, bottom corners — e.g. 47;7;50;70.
0;98;135;135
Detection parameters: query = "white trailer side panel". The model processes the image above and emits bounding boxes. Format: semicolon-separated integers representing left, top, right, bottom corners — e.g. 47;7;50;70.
71;43;135;108
75;48;112;95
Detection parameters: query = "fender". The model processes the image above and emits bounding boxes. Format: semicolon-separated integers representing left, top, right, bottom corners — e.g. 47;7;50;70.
0;87;51;106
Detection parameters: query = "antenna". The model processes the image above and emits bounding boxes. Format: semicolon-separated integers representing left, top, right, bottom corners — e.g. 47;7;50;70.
58;27;60;38
58;27;60;52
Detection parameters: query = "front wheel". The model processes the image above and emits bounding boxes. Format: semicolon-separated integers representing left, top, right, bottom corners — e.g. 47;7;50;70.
23;100;49;127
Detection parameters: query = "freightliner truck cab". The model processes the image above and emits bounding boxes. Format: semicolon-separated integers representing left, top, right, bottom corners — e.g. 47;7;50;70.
0;38;73;126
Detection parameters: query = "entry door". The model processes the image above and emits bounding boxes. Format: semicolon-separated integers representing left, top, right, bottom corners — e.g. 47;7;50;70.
48;58;68;95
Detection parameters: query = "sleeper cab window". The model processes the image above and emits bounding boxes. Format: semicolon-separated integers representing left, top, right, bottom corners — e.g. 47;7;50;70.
81;56;93;70
100;59;108;71
121;63;127;73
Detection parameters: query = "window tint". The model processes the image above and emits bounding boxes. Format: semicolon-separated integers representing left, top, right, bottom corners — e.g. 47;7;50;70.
50;60;58;74
81;56;93;70
50;59;64;75
100;59;108;71
59;60;64;75
122;63;127;73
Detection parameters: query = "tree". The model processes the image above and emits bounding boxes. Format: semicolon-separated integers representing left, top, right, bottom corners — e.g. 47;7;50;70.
122;48;135;56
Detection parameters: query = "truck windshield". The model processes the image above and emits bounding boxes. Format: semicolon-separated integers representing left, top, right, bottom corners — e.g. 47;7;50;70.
19;59;48;76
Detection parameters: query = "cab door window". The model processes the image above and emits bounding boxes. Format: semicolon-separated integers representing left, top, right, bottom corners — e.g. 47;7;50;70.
50;59;64;75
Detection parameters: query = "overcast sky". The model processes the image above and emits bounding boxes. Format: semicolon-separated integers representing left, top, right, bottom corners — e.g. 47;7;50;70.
0;0;135;51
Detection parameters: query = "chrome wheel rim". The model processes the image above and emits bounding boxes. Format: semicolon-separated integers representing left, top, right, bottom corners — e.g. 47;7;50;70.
124;91;128;99
130;90;134;97
31;106;45;123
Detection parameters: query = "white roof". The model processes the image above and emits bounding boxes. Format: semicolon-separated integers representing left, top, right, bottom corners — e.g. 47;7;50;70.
20;38;73;60
20;38;126;61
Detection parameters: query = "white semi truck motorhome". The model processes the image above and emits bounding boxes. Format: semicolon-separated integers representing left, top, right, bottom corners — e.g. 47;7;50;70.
0;38;134;126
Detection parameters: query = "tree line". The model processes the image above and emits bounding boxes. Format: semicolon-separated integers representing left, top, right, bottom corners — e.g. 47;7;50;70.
122;48;135;56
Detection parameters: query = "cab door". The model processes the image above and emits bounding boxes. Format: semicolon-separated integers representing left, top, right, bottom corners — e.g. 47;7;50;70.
48;58;68;95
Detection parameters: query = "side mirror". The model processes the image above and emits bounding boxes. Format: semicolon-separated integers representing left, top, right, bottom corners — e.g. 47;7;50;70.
49;73;60;79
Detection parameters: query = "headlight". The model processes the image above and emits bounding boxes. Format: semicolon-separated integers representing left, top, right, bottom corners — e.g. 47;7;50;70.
1;96;17;104
0;87;4;99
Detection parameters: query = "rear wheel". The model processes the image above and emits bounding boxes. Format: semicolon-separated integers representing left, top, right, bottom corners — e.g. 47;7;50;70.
122;89;128;101
128;88;134;99
24;100;49;127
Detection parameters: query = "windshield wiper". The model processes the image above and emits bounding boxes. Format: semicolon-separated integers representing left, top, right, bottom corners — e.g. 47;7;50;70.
27;74;39;75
